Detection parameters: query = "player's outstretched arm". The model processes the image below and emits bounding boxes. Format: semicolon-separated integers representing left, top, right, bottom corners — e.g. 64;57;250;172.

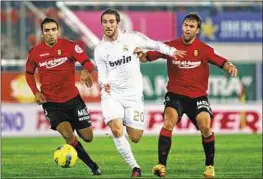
134;31;186;60
223;62;238;77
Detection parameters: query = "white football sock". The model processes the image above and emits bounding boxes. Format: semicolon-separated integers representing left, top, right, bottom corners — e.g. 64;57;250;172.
113;135;140;169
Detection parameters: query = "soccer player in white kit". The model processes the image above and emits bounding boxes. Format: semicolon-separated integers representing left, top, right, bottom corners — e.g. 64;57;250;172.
94;9;186;177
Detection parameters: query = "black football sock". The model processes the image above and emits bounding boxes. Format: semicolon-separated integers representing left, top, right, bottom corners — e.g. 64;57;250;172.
202;132;215;166
71;138;96;169
158;127;172;166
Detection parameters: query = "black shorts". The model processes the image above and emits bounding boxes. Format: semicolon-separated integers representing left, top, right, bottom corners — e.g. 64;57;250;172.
164;92;213;129
42;95;92;130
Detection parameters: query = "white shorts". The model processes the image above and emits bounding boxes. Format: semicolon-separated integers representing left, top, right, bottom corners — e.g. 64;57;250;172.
100;94;145;130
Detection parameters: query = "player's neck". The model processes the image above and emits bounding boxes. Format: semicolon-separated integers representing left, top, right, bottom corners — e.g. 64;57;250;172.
182;36;196;45
104;29;119;42
44;41;57;48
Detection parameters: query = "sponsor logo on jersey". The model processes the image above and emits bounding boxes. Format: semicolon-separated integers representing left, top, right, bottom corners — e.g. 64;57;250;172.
39;57;67;68
172;60;201;69
40;53;49;57
109;55;132;67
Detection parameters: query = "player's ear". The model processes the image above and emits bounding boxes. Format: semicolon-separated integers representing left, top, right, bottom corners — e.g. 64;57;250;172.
196;28;200;34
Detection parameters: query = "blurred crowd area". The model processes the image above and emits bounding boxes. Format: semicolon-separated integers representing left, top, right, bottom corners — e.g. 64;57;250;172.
1;1;262;62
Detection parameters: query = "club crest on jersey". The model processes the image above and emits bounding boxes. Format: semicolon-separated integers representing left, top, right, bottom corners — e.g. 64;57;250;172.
194;49;199;57
123;45;129;52
57;49;62;55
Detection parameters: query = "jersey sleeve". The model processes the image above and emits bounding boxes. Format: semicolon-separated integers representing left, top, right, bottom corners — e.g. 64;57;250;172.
69;41;94;72
133;31;176;57
25;49;39;94
206;46;227;68
146;41;172;61
25;50;37;74
94;46;108;85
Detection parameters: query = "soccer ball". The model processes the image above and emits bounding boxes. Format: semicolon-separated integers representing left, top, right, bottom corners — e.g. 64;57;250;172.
53;144;78;168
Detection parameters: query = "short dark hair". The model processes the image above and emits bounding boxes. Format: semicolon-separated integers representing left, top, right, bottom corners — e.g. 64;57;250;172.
41;17;59;32
182;13;202;29
100;8;120;24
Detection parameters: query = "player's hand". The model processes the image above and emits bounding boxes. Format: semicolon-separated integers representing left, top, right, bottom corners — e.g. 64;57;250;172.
104;84;111;94
80;69;93;88
35;91;47;105
225;62;238;77
172;49;187;60
134;47;148;63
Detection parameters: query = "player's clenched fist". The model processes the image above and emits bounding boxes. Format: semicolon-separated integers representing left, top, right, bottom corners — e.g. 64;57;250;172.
80;69;93;87
104;84;111;94
35;91;47;105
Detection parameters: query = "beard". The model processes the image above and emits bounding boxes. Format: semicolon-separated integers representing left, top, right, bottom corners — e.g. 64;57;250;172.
183;34;194;43
105;29;117;38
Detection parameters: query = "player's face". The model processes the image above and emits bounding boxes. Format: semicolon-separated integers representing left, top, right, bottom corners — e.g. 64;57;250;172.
42;22;59;46
101;14;119;38
182;19;200;43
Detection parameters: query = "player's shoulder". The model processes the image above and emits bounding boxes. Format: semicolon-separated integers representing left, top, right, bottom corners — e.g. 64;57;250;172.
124;30;144;37
196;38;211;48
94;41;105;54
28;42;42;55
60;38;76;46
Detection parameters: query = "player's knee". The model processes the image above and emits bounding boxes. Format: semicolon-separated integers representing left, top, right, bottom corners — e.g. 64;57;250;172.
129;134;142;143
61;130;75;143
163;118;176;130
111;127;123;137
199;125;211;135
81;136;93;143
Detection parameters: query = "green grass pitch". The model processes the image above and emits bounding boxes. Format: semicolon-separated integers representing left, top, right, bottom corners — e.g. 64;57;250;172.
1;134;262;178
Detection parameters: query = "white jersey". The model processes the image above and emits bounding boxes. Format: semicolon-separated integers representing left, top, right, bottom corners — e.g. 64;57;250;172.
94;30;176;100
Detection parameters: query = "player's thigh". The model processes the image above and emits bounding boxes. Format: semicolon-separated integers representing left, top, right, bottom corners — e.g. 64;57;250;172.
123;99;145;131
126;126;143;143
76;127;93;142
163;92;184;129
108;118;124;137
56;121;75;140
196;111;211;131
101;96;124;125
185;96;213;130
42;103;71;130
70;96;93;141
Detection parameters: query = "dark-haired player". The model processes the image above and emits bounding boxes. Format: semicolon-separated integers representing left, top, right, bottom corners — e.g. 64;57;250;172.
138;13;238;178
25;17;101;175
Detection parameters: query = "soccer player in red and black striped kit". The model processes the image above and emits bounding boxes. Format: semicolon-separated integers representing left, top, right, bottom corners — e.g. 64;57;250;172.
138;13;238;178
25;18;101;175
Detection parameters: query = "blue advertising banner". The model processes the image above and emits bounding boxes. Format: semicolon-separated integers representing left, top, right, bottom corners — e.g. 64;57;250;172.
176;12;262;42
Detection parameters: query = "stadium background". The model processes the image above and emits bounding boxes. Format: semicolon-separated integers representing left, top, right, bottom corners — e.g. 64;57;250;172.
1;1;262;178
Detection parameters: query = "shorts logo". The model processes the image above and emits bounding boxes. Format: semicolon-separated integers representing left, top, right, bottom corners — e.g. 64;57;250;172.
197;100;210;111
165;96;170;102
77;108;90;121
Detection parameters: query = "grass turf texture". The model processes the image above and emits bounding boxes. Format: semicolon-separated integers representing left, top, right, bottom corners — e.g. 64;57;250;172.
2;134;262;178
